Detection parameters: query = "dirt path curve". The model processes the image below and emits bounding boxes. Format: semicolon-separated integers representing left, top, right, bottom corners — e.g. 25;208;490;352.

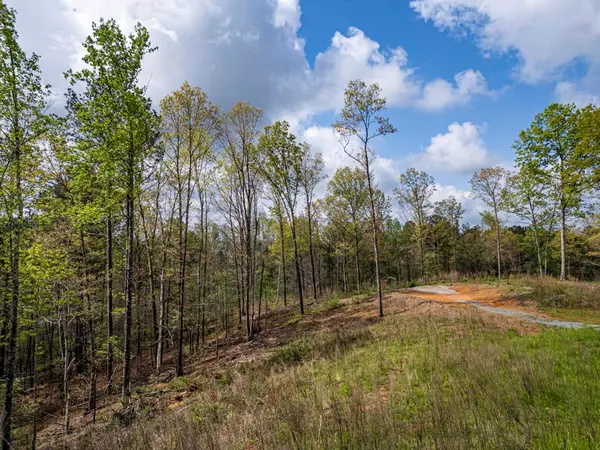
406;285;600;330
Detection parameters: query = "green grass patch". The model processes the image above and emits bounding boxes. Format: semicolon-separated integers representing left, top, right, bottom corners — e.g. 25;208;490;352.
168;376;189;391
541;307;600;325
75;312;600;450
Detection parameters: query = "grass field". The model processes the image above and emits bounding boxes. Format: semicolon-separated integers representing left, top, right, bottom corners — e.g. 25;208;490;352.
69;289;600;450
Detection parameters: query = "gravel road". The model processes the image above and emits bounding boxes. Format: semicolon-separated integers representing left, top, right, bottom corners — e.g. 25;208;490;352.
406;286;600;330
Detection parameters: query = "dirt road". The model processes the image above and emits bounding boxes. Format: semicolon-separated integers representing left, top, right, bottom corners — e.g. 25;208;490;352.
406;285;600;330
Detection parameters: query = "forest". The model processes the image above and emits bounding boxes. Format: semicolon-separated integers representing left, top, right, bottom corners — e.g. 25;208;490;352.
3;3;600;449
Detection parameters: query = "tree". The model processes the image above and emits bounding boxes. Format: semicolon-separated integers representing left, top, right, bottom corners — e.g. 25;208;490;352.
271;199;288;305
334;80;397;317
514;104;591;281
0;4;50;447
503;171;557;276
325;167;369;290
219;101;262;339
394;168;436;280
161;82;219;376
298;145;324;302
66;18;159;398
433;196;464;273
470;167;509;279
258;120;306;314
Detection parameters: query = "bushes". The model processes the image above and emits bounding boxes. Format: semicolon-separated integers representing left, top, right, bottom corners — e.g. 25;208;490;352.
519;276;600;309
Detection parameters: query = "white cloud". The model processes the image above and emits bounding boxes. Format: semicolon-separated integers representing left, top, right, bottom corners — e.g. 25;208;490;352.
418;69;494;111
411;122;490;174
410;0;600;84
300;124;487;224
8;0;494;124
555;81;600;106
5;0;504;225
432;184;484;224
300;125;401;198
278;28;495;124
272;0;301;32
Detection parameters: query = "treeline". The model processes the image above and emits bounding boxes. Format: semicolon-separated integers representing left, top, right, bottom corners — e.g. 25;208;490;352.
2;5;600;448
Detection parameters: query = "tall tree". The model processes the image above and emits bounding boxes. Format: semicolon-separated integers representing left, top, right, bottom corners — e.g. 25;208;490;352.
161;82;219;376
503;170;557;276
334;80;397;317
325;167;369;291
219;101;262;339
0;4;50;447
514;104;590;281
271;199;288;305
298;145;324;302
433;196;464;273
470;167;509;279
394;168;436;280
258;120;305;314
66;18;159;398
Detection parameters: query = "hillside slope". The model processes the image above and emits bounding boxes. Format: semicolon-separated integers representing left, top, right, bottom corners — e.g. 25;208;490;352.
42;286;600;449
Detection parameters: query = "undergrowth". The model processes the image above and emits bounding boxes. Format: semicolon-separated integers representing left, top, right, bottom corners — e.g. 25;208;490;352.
73;313;600;450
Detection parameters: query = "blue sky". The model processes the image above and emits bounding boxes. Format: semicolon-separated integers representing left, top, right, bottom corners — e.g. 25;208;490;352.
8;0;600;223
300;0;556;186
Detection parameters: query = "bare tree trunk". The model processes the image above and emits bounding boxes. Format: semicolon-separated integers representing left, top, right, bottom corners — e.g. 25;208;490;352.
176;202;186;376
278;212;287;306
202;202;208;343
105;213;114;394
79;231;96;416
306;201;317;302
560;205;567;281
30;330;37;450
139;201;158;362
257;257;265;333
122;143;135;399
59;314;70;435
156;267;166;373
354;233;361;291
195;194;204;350
530;209;544;277
0;269;8;378
3;142;21;450
365;154;383;318
342;251;347;293
290;219;304;315
494;209;502;280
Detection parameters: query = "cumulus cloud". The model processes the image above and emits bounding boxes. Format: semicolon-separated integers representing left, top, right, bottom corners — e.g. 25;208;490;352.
7;0;502;224
417;69;494;111
410;122;490;174
432;184;485;224
300;124;488;224
8;0;495;124
278;28;496;124
272;0;302;32
410;0;600;84
555;81;600;107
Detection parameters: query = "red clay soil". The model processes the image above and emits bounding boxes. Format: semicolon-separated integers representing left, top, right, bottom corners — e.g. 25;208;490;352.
407;284;541;313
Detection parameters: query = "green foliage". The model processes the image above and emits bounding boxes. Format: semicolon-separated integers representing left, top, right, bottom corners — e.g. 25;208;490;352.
514;103;591;215
395;168;437;277
6;0;600;443
333;80;397;151
64;17;159;209
168;376;190;391
269;338;311;366
258;120;304;215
